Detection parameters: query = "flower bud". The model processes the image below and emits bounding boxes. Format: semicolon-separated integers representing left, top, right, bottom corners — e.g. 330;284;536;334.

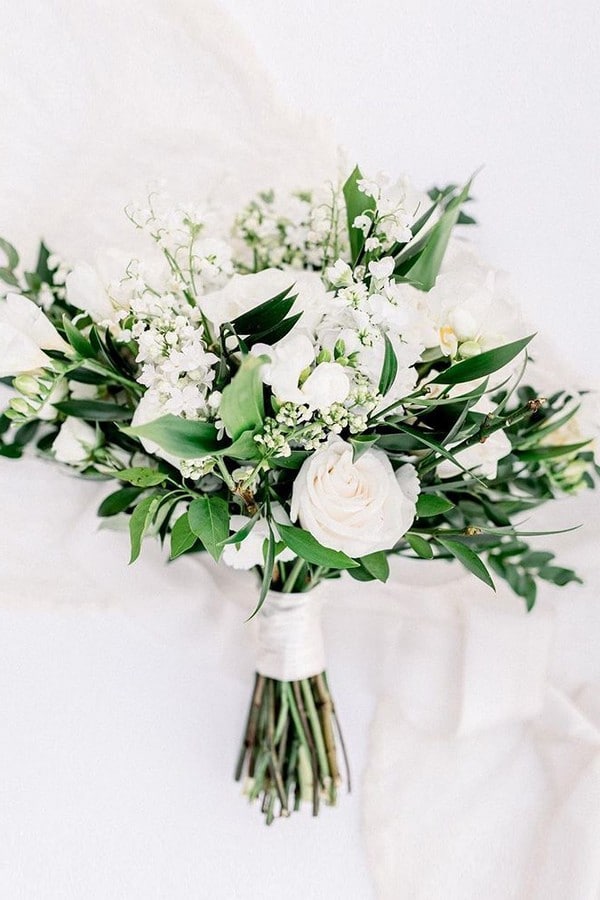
13;374;42;397
459;340;482;359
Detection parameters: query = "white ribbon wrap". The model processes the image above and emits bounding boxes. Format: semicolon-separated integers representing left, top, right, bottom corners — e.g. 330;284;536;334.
255;590;326;681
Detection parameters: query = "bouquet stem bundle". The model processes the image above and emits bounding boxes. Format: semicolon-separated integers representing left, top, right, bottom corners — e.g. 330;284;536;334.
236;672;348;824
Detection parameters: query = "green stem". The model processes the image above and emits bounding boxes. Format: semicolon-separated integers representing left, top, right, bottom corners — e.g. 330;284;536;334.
282;557;306;593
419;399;544;475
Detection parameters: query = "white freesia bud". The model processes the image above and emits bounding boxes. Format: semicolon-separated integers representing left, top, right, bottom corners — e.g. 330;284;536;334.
52;417;99;465
437;429;512;480
290;436;419;558
0;293;69;376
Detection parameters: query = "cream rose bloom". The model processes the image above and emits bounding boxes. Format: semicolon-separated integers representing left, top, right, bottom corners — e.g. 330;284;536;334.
290;437;419;558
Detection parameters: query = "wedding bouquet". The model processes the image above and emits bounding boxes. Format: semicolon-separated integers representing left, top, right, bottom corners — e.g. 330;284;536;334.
1;166;597;824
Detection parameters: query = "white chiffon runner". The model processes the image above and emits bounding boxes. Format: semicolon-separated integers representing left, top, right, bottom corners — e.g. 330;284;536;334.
1;2;599;898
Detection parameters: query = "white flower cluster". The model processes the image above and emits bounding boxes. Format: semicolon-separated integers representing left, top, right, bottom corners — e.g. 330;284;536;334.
130;291;218;419
234;186;347;271
127;193;234;293
354;173;418;253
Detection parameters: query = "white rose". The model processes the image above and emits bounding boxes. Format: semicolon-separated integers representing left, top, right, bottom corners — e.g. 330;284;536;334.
437;429;512;480
290;436;419;558
222;513;295;570
0;293;69;376
52;417;99;464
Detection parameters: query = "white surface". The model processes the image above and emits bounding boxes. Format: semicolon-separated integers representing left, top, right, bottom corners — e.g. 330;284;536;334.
220;0;600;382
1;1;600;898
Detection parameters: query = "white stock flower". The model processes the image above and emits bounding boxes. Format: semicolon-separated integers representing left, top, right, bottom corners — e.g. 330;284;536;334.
222;514;295;570
426;242;521;359
437;429;512;480
290;436;419;557
301;362;350;410
52;417;99;465
0;293;69;376
253;333;350;411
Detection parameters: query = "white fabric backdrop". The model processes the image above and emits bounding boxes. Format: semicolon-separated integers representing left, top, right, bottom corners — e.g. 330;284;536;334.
1;1;599;898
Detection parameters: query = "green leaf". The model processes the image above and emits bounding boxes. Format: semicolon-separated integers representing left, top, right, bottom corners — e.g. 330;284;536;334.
360;551;390;582
129;495;159;563
247;527;277;620
538;565;582;587
516;440;590;461
0;237;19;270
231;285;296;334
62;316;95;358
223;429;262;461
123;414;219;459
415;494;455;518
245;312;303;348
116;467;168;487
406;533;434;559
436;537;495;589
187;496;230;562
397;177;473;290
219;355;265;440
520;551;554;569
54;400;133;421
432;335;535;385
343;165;376;263
378;334;398;396
220;515;258;547
349;434;380;461
277;523;359;569
170;513;197;559
515;571;537;611
348;564;376;582
0;267;19;287
98;486;143;517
